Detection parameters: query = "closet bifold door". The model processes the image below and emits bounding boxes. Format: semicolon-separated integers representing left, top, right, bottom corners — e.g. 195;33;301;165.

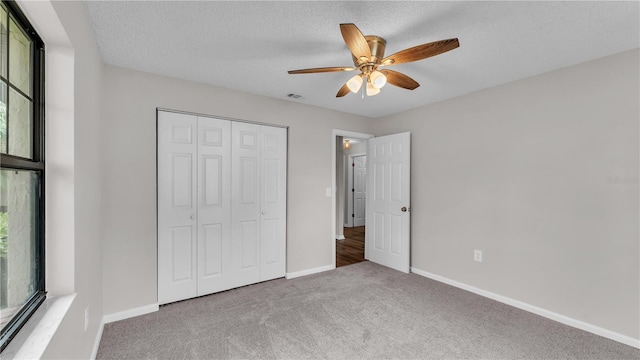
196;117;232;296
231;122;261;287
158;111;198;305
159;112;287;304
259;125;287;281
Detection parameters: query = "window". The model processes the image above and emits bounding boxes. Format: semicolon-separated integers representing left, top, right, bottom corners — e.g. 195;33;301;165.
0;0;44;352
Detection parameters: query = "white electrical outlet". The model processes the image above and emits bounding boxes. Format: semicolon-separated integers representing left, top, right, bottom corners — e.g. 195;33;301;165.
84;305;89;331
474;249;483;262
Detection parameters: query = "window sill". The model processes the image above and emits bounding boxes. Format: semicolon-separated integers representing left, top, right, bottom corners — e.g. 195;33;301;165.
1;293;76;360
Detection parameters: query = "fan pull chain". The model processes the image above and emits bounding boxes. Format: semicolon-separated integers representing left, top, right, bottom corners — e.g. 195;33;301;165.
362;75;367;100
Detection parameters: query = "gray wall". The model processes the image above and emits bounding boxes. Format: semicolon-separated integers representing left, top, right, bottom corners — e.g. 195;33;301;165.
101;66;373;315
373;49;640;339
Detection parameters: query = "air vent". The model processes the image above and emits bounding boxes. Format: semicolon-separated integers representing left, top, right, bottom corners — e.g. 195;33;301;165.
286;93;303;99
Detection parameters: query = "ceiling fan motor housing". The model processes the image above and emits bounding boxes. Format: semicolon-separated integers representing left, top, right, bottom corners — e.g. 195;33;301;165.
353;35;387;70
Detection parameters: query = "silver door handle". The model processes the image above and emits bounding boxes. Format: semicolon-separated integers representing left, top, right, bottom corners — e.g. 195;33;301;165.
261;210;265;215
401;207;408;212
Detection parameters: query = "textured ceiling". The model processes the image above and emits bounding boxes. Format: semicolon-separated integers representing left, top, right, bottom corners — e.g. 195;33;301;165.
84;1;639;118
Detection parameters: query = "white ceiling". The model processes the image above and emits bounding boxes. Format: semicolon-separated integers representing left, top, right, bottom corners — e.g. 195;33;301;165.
84;1;639;118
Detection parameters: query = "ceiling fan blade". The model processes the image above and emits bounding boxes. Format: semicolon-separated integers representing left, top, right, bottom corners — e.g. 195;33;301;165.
288;66;355;74
336;83;350;97
382;38;459;66
340;23;371;61
380;69;420;90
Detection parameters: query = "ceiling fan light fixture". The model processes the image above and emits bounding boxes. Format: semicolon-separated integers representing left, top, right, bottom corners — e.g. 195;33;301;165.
370;70;387;89
346;74;363;93
366;81;380;96
287;23;459;99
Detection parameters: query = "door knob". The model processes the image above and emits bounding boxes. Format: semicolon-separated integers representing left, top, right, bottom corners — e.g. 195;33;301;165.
261;210;265;215
190;215;195;220
401;207;407;212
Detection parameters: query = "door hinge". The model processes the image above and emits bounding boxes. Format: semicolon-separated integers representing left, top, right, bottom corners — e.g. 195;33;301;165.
352;188;354;192
352;214;354;217
352;163;355;167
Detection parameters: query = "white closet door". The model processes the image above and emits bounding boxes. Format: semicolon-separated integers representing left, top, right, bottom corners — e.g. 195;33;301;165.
259;126;287;281
158;111;198;304
231;122;261;287
196;117;232;296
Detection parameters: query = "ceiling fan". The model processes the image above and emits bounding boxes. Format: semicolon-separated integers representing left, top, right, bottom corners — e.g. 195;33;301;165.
288;23;459;97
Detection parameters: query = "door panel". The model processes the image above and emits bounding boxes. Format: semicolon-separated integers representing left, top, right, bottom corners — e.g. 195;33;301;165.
263;219;279;264
240;220;258;269
158;111;198;304
203;156;221;206
259;125;287;281
197;117;232;296
390;214;402;255
366;132;411;273
240;131;258;149
374;163;385;201
240;157;258;204
232;122;261;287
391;162;402;201
171;226;194;281
171;154;193;207
171;124;192;143
202;224;222;276
373;212;384;250
263;159;279;204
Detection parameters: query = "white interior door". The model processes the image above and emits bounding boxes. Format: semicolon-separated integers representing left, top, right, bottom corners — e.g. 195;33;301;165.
353;155;367;227
259;126;287;281
231;122;261;287
196;116;232;296
366;132;411;273
158;111;198;304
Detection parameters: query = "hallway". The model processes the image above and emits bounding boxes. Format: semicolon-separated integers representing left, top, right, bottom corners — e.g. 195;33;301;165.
336;226;366;267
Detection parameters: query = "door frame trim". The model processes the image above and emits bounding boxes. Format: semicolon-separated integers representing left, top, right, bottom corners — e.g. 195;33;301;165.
331;129;374;270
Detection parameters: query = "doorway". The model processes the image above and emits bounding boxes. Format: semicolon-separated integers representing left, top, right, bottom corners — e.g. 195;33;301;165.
338;152;367;267
332;130;373;268
331;130;412;273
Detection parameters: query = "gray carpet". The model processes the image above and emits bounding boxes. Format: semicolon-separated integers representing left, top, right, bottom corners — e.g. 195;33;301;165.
97;262;639;359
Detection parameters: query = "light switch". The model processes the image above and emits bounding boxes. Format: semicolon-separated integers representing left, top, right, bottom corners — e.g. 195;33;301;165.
326;187;332;197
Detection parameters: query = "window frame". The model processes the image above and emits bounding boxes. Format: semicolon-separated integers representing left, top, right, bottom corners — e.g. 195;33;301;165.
0;0;45;353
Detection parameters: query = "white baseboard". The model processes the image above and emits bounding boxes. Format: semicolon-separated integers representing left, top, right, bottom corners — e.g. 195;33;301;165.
410;267;640;349
336;235;345;240
286;264;334;279
102;303;159;324
90;319;104;360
